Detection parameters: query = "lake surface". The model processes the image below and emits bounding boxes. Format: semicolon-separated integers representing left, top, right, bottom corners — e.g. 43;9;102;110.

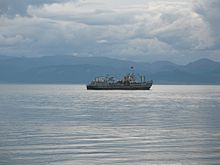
0;85;220;165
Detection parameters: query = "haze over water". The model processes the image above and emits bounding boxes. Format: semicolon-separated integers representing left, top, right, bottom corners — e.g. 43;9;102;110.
0;85;220;165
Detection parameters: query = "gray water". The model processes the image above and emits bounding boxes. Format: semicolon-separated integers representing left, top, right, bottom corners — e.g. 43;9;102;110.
0;85;220;165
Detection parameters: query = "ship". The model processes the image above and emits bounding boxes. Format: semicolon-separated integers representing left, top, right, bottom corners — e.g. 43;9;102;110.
87;72;153;90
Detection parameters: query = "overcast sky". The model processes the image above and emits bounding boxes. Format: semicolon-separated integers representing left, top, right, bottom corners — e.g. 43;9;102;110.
0;0;219;64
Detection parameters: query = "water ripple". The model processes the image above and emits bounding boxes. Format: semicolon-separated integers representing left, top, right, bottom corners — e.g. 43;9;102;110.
0;85;220;164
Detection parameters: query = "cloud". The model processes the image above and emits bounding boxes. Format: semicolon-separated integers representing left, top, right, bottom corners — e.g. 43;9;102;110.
193;0;220;49
26;1;138;26
0;0;73;16
0;34;31;46
0;0;219;64
97;40;108;44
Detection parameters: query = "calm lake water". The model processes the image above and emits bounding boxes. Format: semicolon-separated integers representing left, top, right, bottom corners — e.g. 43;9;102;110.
0;85;220;165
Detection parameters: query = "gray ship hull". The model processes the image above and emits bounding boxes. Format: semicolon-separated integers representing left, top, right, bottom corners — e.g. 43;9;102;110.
87;82;153;90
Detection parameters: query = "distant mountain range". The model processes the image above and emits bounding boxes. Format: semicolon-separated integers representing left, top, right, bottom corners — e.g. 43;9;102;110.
0;55;220;84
